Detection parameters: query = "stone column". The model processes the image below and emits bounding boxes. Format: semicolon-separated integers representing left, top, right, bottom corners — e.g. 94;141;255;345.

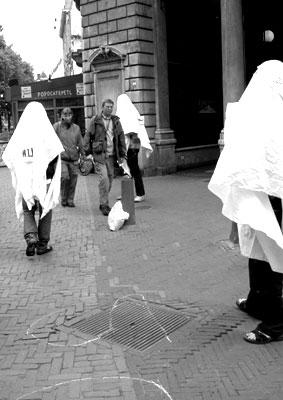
152;0;176;174
221;0;246;110
220;0;246;245
60;9;73;76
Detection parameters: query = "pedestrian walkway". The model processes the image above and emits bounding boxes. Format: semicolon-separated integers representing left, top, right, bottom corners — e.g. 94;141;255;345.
1;165;283;400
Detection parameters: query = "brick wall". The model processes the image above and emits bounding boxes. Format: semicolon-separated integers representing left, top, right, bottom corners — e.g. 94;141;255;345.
81;0;156;142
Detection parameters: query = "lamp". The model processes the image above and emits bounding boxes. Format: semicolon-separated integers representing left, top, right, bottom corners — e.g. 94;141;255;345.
264;30;274;42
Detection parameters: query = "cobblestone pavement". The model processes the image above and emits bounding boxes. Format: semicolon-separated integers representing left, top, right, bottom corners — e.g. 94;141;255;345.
1;165;283;400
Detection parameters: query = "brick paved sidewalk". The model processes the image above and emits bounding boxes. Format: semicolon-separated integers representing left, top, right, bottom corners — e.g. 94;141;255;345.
1;165;283;399
0;167;137;400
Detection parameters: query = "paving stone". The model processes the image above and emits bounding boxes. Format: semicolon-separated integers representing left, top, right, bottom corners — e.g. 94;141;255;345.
2;166;283;399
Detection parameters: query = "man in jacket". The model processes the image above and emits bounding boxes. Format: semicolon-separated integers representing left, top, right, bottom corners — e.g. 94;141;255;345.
53;107;85;207
84;99;127;216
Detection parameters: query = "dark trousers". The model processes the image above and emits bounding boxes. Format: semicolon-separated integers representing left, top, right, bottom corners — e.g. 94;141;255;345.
127;149;145;197
246;196;283;338
61;160;78;203
22;199;52;250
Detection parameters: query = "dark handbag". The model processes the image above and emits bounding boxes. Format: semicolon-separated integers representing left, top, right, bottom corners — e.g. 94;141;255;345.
79;157;94;176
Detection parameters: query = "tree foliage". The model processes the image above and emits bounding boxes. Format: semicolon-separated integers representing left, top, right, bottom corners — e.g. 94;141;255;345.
0;33;34;93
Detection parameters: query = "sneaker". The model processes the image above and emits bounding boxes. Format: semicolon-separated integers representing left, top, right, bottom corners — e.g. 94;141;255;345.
134;195;145;203
61;200;67;207
116;195;122;200
67;201;75;207
99;204;111;216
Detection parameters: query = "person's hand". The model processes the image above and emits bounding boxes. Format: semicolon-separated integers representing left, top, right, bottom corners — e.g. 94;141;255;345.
86;154;93;160
242;224;254;239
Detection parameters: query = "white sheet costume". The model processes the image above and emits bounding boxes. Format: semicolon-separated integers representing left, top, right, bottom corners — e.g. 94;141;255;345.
208;60;283;273
116;93;153;157
3;101;64;220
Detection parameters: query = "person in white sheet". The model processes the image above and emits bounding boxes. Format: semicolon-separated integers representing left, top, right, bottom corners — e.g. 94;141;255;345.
2;101;64;256
208;60;283;344
116;94;153;202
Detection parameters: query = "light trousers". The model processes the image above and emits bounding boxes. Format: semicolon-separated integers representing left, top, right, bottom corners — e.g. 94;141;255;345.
94;156;115;206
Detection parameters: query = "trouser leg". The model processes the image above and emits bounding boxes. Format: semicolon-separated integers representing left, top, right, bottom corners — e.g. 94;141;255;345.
61;161;70;203
248;196;283;338
256;268;283;338
105;156;115;194
246;259;282;320
67;162;78;203
127;149;145;196
95;162;110;206
37;203;52;251
22;199;38;241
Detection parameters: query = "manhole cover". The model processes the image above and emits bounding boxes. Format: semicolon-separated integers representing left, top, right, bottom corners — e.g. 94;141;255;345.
62;300;190;351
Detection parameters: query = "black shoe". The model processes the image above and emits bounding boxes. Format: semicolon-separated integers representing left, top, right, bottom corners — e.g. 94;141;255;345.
61;201;67;207
37;245;53;255
67;202;75;207
99;204;110;216
26;241;36;256
236;298;248;312
25;234;38;256
236;298;263;319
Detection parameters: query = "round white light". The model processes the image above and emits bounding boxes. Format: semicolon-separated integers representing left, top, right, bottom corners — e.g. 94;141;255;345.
264;30;274;42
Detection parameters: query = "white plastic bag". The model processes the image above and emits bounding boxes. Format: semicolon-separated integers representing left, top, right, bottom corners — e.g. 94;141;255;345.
108;200;130;231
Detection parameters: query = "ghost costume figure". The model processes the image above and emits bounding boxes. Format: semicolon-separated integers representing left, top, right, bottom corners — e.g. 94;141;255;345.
2;101;64;256
116;94;153;202
208;60;283;344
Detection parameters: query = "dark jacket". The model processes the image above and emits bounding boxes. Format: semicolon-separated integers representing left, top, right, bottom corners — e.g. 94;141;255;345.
83;114;126;164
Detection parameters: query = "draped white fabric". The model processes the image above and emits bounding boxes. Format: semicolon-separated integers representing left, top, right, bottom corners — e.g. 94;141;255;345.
3;101;64;219
208;60;283;272
116;94;153;156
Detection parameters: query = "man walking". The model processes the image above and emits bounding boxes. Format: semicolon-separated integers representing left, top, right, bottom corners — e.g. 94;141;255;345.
84;99;126;216
53;108;84;207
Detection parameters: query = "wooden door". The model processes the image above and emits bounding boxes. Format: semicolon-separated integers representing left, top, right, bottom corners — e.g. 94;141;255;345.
95;69;123;114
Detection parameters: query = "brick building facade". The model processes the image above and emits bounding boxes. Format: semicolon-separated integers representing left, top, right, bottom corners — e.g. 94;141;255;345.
79;0;175;175
75;0;283;175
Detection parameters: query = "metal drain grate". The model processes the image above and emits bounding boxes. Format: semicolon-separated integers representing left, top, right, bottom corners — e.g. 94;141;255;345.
63;300;190;351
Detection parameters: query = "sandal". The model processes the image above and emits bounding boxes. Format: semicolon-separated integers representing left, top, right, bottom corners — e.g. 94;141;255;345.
244;329;273;344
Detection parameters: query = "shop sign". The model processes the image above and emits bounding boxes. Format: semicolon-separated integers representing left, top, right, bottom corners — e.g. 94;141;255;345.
21;86;32;99
37;89;73;98
76;82;84;95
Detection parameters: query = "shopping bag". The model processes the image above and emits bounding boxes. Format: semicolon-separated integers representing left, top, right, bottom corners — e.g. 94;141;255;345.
108;200;129;231
79;156;94;176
